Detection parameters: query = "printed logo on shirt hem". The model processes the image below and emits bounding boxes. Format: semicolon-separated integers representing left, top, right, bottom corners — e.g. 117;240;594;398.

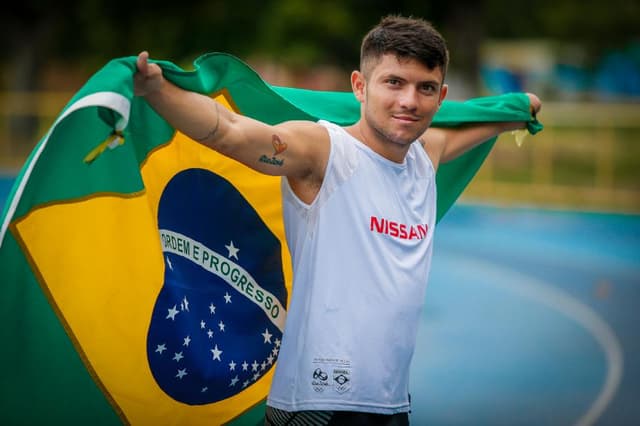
311;357;352;394
333;368;351;394
312;368;329;392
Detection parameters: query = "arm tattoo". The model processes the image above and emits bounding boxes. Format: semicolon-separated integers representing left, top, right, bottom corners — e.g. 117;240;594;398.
258;134;286;167
271;134;288;155
195;102;220;142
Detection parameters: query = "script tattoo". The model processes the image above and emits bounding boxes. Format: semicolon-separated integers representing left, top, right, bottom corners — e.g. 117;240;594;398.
195;102;220;142
258;134;286;166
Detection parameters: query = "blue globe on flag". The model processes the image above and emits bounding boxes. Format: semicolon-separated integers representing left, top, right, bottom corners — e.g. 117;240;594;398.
147;168;287;404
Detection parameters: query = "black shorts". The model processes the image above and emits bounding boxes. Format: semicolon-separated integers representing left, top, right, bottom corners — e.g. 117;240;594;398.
265;406;410;426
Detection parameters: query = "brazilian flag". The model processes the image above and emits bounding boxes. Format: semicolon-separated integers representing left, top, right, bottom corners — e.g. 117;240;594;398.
0;52;542;425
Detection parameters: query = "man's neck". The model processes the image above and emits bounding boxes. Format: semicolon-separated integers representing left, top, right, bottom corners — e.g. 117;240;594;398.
344;121;410;164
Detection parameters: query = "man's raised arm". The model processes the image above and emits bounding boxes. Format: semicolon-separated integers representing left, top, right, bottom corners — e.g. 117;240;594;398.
421;93;542;169
134;51;330;180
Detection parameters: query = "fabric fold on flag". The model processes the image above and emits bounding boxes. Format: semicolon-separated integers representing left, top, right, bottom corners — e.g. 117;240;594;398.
0;52;542;426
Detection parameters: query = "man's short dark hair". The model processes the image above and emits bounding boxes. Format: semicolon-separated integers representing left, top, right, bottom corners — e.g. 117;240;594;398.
360;15;449;80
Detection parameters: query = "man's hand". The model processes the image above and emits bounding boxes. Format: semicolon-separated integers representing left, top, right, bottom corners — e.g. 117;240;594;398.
526;93;542;118
134;51;164;97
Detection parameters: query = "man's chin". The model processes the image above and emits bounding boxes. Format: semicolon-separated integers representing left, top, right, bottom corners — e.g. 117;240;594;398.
394;125;429;143
373;124;425;145
389;131;424;145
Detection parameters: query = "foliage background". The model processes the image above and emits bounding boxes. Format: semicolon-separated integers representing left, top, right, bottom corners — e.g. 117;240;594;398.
2;0;639;95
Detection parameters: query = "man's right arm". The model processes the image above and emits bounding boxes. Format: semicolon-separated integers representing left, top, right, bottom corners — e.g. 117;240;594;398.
134;51;330;183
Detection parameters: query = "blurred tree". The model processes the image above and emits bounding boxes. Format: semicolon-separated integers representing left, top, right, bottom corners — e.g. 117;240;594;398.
1;0;490;90
1;0;638;93
1;0;276;91
485;0;640;61
2;2;64;145
2;2;62;91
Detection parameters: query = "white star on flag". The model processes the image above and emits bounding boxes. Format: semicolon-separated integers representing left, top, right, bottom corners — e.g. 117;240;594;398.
225;241;240;260
262;328;273;343
211;345;223;361
166;305;179;320
180;296;189;311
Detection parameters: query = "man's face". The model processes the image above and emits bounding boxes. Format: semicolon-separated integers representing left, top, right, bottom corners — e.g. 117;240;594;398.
355;53;447;147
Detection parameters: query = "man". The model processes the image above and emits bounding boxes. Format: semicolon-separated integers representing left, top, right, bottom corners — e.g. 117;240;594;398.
135;14;541;426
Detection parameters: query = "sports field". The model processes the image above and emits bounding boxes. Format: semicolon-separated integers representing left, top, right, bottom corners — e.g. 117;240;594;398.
2;176;638;425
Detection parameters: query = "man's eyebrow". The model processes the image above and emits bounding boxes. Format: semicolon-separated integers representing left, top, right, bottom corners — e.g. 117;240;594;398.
382;73;441;86
419;79;442;88
381;73;406;81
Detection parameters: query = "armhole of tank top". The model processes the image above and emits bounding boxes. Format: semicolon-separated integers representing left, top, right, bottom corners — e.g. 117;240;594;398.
415;140;436;178
281;121;336;210
416;142;438;213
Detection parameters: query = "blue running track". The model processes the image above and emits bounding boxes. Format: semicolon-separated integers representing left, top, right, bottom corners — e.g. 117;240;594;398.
413;204;639;425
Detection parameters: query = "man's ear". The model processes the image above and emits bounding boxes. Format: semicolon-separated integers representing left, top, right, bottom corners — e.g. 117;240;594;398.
351;71;365;103
438;84;448;106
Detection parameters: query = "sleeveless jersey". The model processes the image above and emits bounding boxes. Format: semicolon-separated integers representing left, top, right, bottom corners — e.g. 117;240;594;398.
267;120;437;414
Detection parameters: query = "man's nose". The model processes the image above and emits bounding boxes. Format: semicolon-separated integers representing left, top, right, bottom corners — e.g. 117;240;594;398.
398;87;419;110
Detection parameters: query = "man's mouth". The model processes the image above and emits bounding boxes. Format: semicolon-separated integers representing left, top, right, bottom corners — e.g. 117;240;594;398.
392;114;420;123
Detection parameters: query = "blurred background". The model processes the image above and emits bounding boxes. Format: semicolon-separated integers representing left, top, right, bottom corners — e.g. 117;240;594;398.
1;0;639;213
1;1;638;425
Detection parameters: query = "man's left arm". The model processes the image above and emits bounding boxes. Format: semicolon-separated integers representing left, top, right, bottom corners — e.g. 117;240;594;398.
422;93;541;169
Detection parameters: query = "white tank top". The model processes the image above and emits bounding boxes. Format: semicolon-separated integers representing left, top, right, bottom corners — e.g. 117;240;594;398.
267;120;437;414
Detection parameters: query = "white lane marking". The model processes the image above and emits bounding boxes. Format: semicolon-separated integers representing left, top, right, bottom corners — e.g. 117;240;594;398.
455;254;623;426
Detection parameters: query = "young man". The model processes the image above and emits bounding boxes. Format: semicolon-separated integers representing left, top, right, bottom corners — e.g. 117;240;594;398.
135;15;541;426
